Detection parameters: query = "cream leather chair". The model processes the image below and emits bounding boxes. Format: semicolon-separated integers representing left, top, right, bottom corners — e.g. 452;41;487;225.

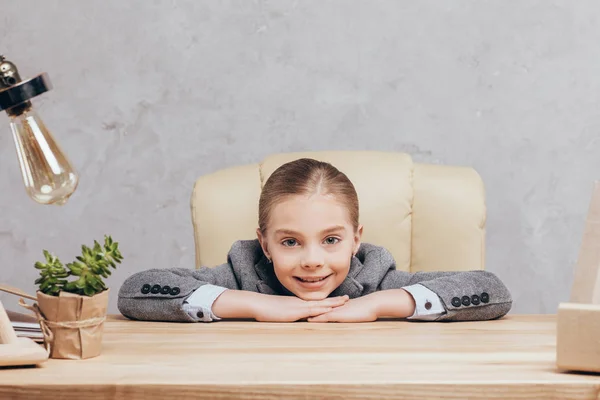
191;151;486;273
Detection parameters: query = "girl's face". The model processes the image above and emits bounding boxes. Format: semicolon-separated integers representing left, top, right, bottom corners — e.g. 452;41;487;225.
256;193;363;301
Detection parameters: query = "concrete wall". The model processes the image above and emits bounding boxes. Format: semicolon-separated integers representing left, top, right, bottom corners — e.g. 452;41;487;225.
2;0;599;314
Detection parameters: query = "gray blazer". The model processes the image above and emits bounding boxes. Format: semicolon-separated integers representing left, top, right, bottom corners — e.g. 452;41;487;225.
118;239;512;322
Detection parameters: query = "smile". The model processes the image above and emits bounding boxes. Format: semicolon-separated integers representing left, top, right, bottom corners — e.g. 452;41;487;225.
294;274;332;283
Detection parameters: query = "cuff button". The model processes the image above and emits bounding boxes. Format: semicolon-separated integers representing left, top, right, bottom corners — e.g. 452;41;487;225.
461;296;471;306
451;297;461;307
170;287;181;296
481;292;490;303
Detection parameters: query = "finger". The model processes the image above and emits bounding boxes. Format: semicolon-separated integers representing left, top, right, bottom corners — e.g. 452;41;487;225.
318;296;349;307
307;306;334;317
307;314;330;322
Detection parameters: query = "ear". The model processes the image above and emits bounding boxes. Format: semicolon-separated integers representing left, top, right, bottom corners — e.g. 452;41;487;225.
352;224;363;256
256;228;271;259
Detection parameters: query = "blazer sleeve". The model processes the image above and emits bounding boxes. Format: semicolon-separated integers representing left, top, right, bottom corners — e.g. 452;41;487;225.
117;263;239;322
379;270;513;321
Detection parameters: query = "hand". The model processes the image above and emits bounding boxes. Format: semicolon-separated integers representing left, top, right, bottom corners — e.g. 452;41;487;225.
307;289;416;322
307;295;379;323
252;294;350;322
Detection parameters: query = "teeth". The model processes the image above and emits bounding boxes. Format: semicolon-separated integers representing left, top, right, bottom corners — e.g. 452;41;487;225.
298;276;327;282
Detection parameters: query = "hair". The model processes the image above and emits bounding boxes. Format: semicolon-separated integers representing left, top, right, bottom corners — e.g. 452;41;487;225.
258;158;359;234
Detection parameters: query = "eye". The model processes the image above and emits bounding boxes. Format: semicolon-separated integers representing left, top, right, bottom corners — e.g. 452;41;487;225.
282;239;298;247
324;237;339;245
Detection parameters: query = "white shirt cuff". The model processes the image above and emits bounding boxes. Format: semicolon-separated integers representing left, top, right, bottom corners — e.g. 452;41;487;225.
402;284;447;321
182;284;228;322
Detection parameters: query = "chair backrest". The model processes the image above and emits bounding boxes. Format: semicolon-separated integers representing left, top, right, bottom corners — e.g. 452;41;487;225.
191;151;486;272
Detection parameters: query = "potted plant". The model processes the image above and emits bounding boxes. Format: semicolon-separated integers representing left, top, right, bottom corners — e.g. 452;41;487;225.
29;235;123;359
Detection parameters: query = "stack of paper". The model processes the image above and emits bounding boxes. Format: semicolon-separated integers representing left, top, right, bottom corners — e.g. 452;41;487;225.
7;310;44;343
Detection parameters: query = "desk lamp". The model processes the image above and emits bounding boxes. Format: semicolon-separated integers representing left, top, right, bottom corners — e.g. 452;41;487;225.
0;54;78;205
0;54;77;366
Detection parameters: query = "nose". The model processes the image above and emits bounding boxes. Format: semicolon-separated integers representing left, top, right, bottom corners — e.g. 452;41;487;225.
301;246;324;269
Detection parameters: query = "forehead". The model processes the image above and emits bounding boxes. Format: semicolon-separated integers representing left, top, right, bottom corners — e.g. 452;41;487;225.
269;194;351;233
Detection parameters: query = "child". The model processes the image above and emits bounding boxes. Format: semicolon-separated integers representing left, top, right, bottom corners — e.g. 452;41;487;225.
118;158;512;323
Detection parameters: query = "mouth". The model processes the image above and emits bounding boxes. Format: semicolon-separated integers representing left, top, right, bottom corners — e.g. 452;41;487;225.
293;274;333;289
294;274;332;283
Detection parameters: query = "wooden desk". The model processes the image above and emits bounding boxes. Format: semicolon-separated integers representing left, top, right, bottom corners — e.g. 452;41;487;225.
0;314;599;399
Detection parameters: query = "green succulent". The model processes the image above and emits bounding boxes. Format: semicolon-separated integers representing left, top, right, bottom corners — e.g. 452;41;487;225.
34;235;123;297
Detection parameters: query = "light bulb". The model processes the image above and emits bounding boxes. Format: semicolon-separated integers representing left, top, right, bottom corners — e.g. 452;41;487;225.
0;55;78;205
9;109;78;205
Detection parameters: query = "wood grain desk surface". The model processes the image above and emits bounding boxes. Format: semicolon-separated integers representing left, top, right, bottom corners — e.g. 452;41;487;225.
1;314;599;399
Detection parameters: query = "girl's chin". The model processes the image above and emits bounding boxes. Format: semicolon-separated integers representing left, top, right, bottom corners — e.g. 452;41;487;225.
292;289;332;301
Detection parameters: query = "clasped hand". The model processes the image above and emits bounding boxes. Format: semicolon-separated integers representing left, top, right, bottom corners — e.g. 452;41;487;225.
252;294;380;323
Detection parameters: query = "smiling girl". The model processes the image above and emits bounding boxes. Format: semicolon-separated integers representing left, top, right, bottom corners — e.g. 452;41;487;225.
118;158;512;323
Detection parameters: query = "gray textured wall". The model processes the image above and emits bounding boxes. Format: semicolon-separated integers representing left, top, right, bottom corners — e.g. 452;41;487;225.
1;1;598;315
